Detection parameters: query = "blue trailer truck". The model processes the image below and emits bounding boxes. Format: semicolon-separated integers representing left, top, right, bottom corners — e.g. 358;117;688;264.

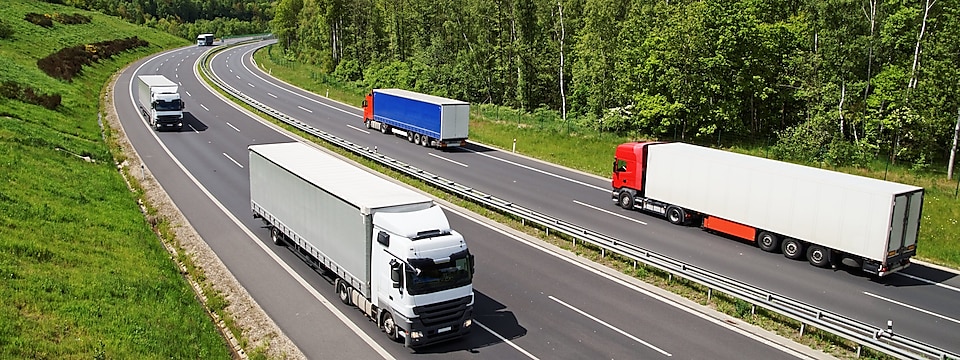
362;89;470;148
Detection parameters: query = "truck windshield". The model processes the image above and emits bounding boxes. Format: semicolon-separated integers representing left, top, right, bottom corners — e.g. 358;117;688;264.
406;250;472;295
155;99;182;111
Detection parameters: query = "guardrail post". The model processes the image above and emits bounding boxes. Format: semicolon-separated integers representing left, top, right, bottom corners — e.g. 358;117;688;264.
855;345;861;358
601;248;605;257
707;288;712;303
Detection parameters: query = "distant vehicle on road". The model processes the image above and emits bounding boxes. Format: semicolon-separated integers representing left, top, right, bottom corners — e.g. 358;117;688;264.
196;33;214;46
136;75;183;131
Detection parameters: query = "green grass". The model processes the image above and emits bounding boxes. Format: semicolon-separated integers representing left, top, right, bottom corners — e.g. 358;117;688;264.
254;45;960;269
0;1;230;358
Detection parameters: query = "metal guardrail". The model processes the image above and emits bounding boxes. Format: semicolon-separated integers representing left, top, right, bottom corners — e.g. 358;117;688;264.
199;43;958;360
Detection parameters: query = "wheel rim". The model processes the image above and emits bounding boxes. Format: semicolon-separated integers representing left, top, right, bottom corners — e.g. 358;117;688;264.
669;209;680;223
381;125;388;134
338;283;349;304
760;235;772;248
784;242;798;256
407;132;414;142
619;194;629;208
383;315;396;339
271;228;280;244
810;249;824;263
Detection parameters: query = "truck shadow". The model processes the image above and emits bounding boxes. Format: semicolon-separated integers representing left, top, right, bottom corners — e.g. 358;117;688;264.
412;290;527;354
872;263;958;287
181;112;208;132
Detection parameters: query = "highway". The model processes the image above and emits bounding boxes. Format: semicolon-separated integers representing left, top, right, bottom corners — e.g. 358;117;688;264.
113;42;808;358
210;39;960;354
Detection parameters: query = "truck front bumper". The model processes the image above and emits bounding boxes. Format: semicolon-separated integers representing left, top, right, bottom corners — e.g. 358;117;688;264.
399;304;473;348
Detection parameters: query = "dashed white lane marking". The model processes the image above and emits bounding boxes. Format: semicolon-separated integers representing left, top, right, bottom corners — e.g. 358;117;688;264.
573;200;647;225
428;153;468;167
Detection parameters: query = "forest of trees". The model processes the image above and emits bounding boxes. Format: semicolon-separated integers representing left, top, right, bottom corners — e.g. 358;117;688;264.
46;0;272;41
271;0;960;169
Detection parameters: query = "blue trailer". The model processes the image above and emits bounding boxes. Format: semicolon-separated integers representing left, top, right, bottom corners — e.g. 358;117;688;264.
363;89;470;148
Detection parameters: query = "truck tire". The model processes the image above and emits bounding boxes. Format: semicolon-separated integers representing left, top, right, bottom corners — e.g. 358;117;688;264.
407;131;415;142
270;227;284;246
365;120;372;129
757;231;781;253
618;191;634;210
336;280;352;305
782;238;805;260
421;135;431;147
666;206;686;225
807;245;830;267
380;124;390;134
413;133;421;144
381;312;399;342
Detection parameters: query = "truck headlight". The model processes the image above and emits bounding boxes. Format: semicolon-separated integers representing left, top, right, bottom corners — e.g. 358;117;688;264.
409;331;423;339
463;319;472;328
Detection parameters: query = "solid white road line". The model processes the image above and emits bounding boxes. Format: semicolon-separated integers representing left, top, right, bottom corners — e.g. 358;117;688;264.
428;153;469;167
297;106;313;113
573;200;647;225
863;292;960;325
474;321;540;360
465;148;609;192
895;272;960;293
549;296;672;357
223;153;243;168
200;104;209;112
225;122;240;132
347;124;370;134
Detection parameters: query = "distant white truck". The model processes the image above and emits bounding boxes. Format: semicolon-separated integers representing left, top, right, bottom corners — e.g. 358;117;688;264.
196;33;214;46
136;75;184;131
249;142;474;347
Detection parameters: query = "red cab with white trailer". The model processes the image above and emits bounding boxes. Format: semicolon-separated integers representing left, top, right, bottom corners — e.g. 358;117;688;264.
611;142;923;276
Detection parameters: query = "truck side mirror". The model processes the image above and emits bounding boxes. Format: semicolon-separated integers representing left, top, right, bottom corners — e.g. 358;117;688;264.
377;231;389;246
613;160;619;173
180;101;185;110
361;100;367;108
469;254;475;276
389;259;402;288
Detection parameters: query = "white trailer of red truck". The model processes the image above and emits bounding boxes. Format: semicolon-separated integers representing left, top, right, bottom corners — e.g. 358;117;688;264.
612;142;923;276
249;142;474;347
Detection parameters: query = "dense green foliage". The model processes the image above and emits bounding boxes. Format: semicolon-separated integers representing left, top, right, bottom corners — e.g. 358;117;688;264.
48;0;272;40
0;1;230;357
271;0;960;170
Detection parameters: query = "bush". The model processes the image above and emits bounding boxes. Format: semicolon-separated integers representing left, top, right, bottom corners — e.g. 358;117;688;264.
25;13;54;28
37;36;149;81
53;13;91;25
0;81;61;110
0;19;14;39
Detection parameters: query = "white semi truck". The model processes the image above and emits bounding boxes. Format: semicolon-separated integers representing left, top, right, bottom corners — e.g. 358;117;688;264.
612;142;923;276
249;142;474;347
136;75;184;131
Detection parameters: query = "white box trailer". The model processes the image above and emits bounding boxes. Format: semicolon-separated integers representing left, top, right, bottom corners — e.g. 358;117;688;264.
249;142;474;347
136;75;183;131
612;142;923;276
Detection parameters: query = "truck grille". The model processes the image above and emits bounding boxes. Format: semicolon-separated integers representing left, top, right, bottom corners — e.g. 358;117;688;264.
413;295;470;326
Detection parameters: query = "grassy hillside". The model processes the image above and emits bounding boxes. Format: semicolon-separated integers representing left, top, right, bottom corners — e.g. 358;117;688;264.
0;1;231;358
254;47;959;270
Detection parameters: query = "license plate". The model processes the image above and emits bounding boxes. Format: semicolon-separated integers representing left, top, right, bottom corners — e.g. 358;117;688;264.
438;326;452;333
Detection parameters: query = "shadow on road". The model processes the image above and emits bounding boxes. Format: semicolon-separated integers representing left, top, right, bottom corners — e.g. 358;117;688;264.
874;263;958;287
412;290;527;355
181;112;208;132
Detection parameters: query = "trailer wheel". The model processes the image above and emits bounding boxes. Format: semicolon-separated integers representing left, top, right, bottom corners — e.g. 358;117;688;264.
807;245;830;267
666;206;686;225
618;191;634;210
757;231;781;253
380;124;390;134
782;238;805;260
336;280;352;305
381;312;399;342
270;227;284;246
421;135;431;147
407;131;415;142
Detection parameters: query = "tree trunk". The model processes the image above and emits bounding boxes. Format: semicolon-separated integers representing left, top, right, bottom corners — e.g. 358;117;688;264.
909;0;937;89
558;1;567;124
949;107;960;179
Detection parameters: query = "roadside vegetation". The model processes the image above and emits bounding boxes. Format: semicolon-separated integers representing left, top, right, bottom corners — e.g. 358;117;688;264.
255;47;960;270
0;1;232;358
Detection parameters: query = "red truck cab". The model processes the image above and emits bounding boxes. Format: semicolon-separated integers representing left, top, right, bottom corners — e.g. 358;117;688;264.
362;92;373;126
612;142;656;194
